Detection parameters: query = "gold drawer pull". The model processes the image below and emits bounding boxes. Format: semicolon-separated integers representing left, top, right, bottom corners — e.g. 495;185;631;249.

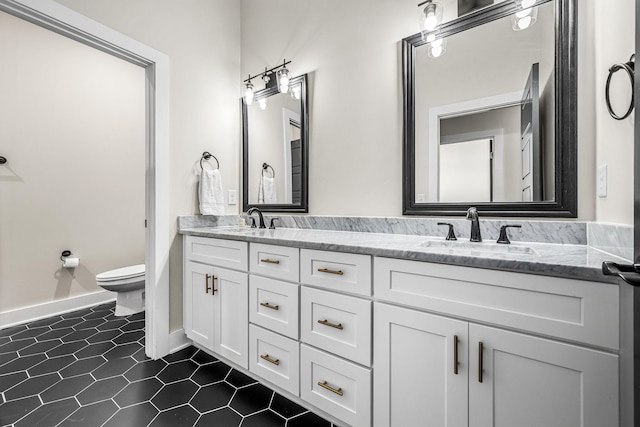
205;274;217;294
260;354;280;365
453;335;459;375
260;302;280;311
318;381;343;396
261;258;280;264
318;268;343;275
317;319;344;330
478;341;484;383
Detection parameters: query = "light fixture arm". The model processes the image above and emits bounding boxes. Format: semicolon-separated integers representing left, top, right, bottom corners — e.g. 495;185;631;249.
243;60;292;84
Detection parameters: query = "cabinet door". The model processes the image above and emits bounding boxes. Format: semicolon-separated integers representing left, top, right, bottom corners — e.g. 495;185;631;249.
469;324;619;427
184;261;215;350
213;267;249;369
374;303;469;427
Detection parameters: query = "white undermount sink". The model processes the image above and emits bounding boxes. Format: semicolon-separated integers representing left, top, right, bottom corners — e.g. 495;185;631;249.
420;239;538;256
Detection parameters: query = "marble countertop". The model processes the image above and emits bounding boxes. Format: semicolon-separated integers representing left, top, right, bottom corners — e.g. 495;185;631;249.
179;226;628;284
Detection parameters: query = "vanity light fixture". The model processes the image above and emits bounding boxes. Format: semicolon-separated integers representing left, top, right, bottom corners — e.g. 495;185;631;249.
277;60;290;93
242;59;292;103
244;77;255;105
418;0;443;34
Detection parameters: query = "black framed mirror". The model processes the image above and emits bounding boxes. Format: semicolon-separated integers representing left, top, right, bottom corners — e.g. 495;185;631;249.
242;74;309;213
403;0;577;217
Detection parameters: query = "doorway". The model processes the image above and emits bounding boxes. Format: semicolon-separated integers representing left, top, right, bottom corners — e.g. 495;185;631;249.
0;0;170;359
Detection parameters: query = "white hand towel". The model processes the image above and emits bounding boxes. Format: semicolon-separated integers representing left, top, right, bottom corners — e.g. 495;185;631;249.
199;169;225;215
262;176;277;204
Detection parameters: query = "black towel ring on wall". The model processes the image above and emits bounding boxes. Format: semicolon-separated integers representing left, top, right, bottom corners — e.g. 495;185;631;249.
262;163;275;178
200;151;219;170
606;54;635;120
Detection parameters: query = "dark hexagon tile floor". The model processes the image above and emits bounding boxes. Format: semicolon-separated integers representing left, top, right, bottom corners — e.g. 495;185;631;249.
0;302;338;427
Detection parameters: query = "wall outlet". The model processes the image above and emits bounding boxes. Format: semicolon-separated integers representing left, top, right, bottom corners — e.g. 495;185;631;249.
228;189;237;205
597;165;607;198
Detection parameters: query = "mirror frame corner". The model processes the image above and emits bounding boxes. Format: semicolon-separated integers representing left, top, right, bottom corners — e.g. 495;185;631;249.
402;0;577;218
242;73;309;213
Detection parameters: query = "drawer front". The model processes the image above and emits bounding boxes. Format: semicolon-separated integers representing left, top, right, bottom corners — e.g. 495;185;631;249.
249;325;300;396
185;235;248;271
300;249;372;296
374;257;620;350
250;243;300;282
300;344;371;427
301;287;372;366
249;276;299;339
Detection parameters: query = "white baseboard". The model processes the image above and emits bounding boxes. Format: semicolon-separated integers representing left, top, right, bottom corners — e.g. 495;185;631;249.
169;328;191;353
0;291;116;329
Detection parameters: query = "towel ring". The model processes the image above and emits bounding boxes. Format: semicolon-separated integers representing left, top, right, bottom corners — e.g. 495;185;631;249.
262;162;275;178
606;54;635;120
200;151;220;170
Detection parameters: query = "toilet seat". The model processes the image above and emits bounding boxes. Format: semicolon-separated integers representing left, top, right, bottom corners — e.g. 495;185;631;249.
96;264;145;283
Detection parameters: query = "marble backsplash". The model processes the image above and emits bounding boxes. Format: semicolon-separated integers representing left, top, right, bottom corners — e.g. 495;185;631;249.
587;222;633;261
178;214;633;261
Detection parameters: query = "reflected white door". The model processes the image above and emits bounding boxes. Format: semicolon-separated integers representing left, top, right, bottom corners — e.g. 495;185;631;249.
439;139;492;203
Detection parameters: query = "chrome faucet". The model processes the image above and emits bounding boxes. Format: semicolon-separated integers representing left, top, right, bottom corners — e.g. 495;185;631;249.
247;207;266;229
466;207;482;242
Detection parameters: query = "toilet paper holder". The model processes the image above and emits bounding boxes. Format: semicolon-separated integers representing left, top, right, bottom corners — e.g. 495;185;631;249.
60;250;80;268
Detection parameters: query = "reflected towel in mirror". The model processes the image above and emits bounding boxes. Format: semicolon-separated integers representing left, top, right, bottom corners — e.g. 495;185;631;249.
259;176;277;204
199;169;225;215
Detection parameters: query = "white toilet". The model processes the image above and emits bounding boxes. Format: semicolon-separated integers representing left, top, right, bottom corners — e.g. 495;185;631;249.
96;264;146;316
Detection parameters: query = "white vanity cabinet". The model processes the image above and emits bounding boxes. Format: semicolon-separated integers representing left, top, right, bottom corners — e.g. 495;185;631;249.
373;257;620;427
182;234;622;427
183;236;249;368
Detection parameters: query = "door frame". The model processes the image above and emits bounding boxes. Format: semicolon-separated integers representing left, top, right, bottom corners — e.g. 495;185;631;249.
427;91;521;202
0;0;171;359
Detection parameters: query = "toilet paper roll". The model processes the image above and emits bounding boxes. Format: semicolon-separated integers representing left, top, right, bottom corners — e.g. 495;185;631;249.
62;257;80;268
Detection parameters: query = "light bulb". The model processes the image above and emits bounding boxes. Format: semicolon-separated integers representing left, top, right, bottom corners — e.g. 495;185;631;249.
430;38;443;48
431;45;443;57
244;82;254;105
258;97;268;110
277;67;290;93
422;3;439;32
516;7;532;18
425;33;436;43
520;0;535;8
424;14;438;31
517;16;532;29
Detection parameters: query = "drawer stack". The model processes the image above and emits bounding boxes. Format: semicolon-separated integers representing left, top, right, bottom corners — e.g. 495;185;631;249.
248;244;301;395
299;249;372;427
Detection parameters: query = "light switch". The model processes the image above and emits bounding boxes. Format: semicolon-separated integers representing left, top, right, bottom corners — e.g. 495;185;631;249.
228;189;237;205
597;165;607;198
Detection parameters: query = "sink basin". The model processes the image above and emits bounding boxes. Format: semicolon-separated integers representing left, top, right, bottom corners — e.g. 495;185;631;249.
420;239;538;256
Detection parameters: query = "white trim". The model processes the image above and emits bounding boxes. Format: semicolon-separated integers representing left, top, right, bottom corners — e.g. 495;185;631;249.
0;291;115;329
427;91;521;202
169;329;192;353
0;0;171;359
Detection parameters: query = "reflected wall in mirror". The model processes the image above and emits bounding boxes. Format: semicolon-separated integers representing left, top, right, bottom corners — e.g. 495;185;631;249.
403;0;577;217
242;74;308;212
